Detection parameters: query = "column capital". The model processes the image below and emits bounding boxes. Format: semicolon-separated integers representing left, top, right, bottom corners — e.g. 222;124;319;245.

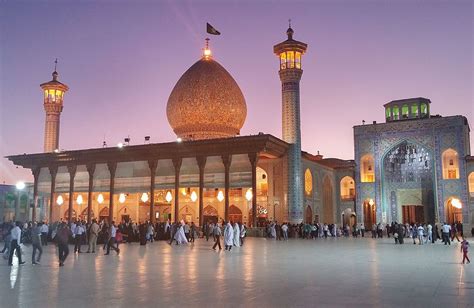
148;160;158;173
32;167;41;181
172;157;182;171
86;163;96;177
197;156;207;171
248;152;259;166
67;164;77;177
107;161;117;177
49;165;58;178
221;154;232;170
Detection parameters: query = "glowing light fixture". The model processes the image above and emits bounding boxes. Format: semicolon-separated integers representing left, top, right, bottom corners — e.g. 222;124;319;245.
97;193;104;204
117;142;124;148
15;181;26;190
76;195;83;205
165;191;173;203
181;188;187;196
141;192;149;203
56;195;64;205
119;193;126;204
245;188;253;201
176;137;183;143
451;198;462;209
217;190;224;202
368;199;375;206
190;191;198;202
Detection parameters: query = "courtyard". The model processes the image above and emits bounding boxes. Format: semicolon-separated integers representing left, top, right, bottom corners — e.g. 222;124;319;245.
1;237;473;307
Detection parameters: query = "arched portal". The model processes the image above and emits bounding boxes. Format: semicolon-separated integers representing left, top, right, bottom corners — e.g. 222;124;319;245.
382;140;434;223
322;176;334;223
203;205;218;224
305;205;313;223
179;205;196;223
229;205;242;223
99;207;109;223
445;197;463;225
63;209;77;222
80;208;95;221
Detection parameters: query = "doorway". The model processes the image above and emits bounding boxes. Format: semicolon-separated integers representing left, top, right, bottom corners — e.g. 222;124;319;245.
445;198;463;224
363;200;376;227
402;205;424;224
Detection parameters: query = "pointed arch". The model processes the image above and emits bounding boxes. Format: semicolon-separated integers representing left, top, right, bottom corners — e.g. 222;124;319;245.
442;148;459;179
360;154;375;182
340;176;355;200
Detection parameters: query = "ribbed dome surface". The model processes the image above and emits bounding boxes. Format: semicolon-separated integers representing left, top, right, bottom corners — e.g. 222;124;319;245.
166;58;247;140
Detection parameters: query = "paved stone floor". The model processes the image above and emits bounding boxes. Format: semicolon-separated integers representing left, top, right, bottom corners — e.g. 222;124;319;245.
1;237;473;307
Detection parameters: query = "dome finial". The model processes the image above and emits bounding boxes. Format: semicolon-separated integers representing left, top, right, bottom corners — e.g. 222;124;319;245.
52;58;59;81
203;38;212;59
287;19;294;40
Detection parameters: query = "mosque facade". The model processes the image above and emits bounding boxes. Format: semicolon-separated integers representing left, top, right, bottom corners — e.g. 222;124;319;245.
5;27;474;231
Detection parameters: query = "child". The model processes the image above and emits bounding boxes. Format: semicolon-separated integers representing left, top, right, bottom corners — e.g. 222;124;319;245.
461;238;470;264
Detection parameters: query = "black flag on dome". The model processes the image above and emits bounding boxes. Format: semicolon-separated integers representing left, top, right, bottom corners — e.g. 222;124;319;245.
206;23;221;35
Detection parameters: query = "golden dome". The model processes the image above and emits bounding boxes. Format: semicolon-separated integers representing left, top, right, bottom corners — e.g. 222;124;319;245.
166;57;247;140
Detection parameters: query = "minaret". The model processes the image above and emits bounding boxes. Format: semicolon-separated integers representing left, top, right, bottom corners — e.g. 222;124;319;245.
273;23;307;223
40;60;69;152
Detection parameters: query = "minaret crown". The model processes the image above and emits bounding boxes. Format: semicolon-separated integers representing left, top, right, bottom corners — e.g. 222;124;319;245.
273;26;308;71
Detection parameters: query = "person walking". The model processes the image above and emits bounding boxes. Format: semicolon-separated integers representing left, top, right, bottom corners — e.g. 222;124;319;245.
442;222;451;245
190;222;197;243
233;222;240;247
461;238;470;264
281;223;288;241
224;221;234;251
40;222;49;246
56;222;72;267
74;222;85;253
240;223;246;245
425;223;433;244
212;223;222;250
105;222;120;255
87;219;99;253
31;222;43;264
8;222;24;266
417;224;424;245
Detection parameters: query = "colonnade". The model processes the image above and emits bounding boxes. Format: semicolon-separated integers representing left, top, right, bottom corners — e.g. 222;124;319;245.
31;153;260;227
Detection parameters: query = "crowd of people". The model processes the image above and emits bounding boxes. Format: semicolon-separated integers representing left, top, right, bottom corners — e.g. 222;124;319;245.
0;218;471;267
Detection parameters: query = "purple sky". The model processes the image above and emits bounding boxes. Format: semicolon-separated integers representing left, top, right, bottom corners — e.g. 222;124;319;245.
1;0;472;185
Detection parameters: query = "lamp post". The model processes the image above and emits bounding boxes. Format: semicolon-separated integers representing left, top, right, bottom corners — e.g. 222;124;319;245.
245;188;252;225
15;181;26;221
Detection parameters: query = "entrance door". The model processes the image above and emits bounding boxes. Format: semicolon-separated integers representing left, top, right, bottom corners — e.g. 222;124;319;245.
122;215;130;223
402;205;424;224
363;201;376;227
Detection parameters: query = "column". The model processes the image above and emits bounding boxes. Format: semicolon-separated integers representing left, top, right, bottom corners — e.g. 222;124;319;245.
67;165;77;224
248;153;259;228
222;155;232;221
107;162;117;223
148;160;157;223
197;156;206;227
172;158;182;223
86;164;95;224
49;166;57;223
32;168;41;222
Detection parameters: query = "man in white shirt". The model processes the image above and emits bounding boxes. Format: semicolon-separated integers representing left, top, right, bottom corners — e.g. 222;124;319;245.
105;222;120;255
74;222;85;253
425;224;433;244
442;223;451;245
281;223;289;240
417;225;424;245
40;222;49;246
8;222;25;266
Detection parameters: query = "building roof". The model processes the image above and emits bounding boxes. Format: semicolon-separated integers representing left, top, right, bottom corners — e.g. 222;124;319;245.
302;151;355;169
6;134;289;170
